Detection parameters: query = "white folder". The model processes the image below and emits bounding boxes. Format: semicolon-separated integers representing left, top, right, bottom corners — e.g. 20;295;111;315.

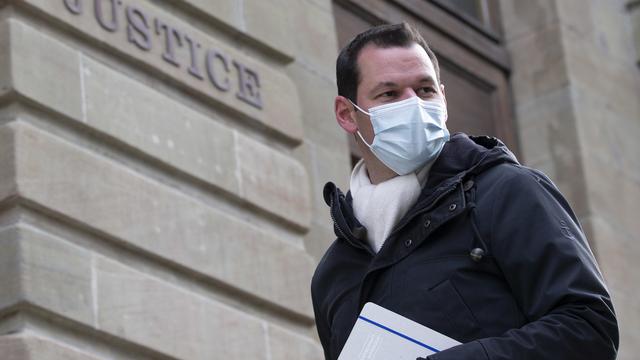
338;302;461;359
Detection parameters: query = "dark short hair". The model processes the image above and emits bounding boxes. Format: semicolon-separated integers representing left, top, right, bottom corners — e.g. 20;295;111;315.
336;22;440;103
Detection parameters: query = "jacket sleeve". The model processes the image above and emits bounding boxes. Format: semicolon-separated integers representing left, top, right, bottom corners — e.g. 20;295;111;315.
428;167;619;360
311;268;333;360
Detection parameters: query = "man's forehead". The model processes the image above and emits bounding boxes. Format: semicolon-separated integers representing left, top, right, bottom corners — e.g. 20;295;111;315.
356;43;436;83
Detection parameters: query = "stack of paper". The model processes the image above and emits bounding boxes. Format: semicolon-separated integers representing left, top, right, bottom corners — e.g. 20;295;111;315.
338;302;461;360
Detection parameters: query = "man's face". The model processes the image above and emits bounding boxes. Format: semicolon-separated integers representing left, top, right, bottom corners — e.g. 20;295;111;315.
351;43;446;144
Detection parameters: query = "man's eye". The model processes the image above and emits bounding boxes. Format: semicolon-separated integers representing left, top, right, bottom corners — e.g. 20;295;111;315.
378;91;396;98
417;87;436;95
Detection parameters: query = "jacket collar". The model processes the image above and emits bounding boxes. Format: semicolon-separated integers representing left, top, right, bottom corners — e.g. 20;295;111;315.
426;133;518;188
324;133;519;247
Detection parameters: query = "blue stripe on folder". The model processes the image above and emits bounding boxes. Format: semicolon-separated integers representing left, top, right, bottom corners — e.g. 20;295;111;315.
358;315;441;353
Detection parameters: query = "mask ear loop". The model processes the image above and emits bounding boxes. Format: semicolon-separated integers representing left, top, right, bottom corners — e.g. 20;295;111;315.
356;130;373;148
348;99;372;116
348;99;374;148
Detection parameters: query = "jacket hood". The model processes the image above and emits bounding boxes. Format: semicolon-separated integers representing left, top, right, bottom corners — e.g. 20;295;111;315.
425;132;519;188
323;133;519;245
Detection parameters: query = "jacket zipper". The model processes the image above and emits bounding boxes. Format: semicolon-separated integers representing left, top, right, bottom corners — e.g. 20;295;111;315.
329;197;371;253
329;197;349;240
385;183;458;240
354;183;460;308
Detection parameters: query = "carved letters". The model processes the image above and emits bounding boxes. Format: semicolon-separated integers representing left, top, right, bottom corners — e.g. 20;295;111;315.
64;0;263;109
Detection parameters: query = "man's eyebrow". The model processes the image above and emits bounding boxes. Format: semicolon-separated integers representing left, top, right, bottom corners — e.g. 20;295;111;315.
417;76;436;85
368;77;437;97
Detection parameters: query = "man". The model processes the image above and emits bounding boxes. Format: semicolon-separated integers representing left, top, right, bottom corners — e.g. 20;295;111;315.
311;23;618;360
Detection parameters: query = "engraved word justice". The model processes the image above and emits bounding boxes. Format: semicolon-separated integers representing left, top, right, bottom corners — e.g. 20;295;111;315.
63;0;263;109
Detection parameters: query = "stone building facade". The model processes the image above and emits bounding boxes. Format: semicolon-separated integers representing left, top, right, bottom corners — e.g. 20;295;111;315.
501;2;640;358
0;0;637;359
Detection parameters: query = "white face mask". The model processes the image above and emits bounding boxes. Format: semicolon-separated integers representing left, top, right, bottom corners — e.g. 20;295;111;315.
351;96;449;175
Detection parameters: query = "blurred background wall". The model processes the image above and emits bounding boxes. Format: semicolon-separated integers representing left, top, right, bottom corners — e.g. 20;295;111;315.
0;0;637;359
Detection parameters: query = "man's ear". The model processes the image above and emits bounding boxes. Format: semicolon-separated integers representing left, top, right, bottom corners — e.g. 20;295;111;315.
335;96;358;134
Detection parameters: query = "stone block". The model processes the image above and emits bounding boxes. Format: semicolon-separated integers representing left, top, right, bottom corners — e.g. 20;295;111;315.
81;56;239;195
289;0;339;76
243;0;295;57
174;0;295;60
0;225;94;325
553;0;592;37
2;19;82;120
295;140;342;262
175;0;242;31
614;295;640;360
9;121;314;318
95;257;267;359
305;140;351;213
572;86;640;175
582;215;639;360
506;24;569;108
235;132;312;229
572;87;640;181
304;219;337;263
297;139;350;260
0;122;17;201
18;0;303;142
582;216;637;296
315;140;351;192
498;0;559;42
0;334;103;360
515;87;575;165
0;336;29;360
291;140;321;215
0;227;21;311
557;0;635;65
514;93;591;218
286;62;346;150
267;324;324;360
582;155;640;239
0;20;10;98
631;6;640;65
563;37;640;120
304;0;333;12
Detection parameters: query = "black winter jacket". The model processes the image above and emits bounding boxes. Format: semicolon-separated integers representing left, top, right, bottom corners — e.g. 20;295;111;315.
311;133;618;359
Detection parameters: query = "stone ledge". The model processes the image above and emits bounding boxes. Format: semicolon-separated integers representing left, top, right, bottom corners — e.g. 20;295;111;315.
0;225;94;326
1;121;315;318
170;0;294;62
0;117;16;202
95;256;269;359
13;0;304;143
236;132;312;230
0;222;320;359
0;334;103;360
82;55;312;229
0;18;83;121
267;323;324;360
2;18;312;230
81;55;240;198
172;0;296;61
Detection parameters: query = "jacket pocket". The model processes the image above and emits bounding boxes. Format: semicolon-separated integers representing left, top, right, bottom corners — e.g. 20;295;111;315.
427;279;484;342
